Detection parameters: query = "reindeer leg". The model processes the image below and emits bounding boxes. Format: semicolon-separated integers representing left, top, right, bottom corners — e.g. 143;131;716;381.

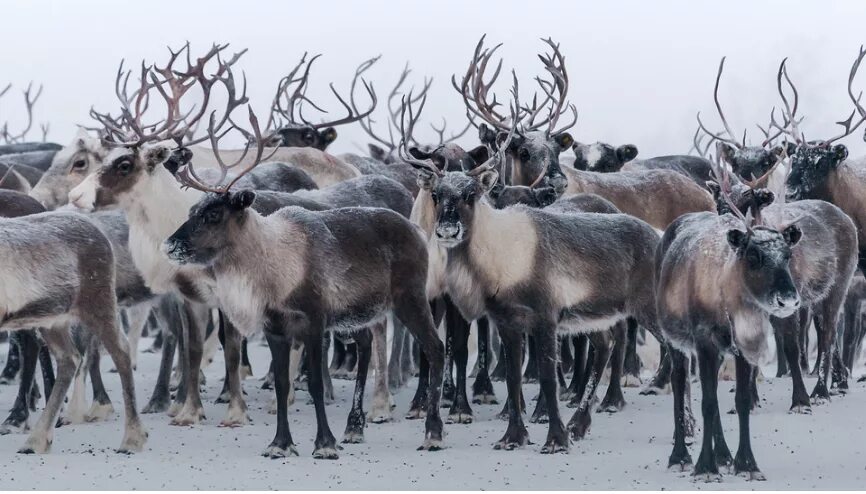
406;299;444;419
732;355;765;480
446;297;473;424
537;325;568;454
84;337;115;423
492;323;529;450
1;330;39;435
388;317;406;392
368;321;393;423
598;321;627;412
218;313;248;427
306;330;339;459
472;317;497;404
343;327;372;443
19;327;79;454
692;345;722;482
170;301;206;426
667;348;693;471
0;335;21;384
622;319;643;387
261;329;297;458
567;331;612;440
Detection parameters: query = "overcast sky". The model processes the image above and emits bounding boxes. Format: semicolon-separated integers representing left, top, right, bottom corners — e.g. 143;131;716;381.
2;0;866;158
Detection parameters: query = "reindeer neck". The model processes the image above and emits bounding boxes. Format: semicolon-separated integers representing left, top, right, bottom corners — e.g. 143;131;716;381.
126;167;204;243
410;189;436;238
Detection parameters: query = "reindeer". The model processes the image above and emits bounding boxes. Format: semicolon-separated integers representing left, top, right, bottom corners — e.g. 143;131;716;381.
0;201;146;453
707;137;858;411
162;102;446;458
656;146;819;480
68;44;269;427
571;141;714;186
405;78;666;450
266;53;377;151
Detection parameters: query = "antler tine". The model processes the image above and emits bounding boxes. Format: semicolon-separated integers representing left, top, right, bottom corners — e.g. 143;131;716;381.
691;125;717;158
3;81;44;143
181;64;249;146
469;101;519;179
745;141;787;189
397;93;443;176
386;65;433;146
709;142;750;228
537;37;571;135
40;122;49;142
311;78;377;129
429;116;472;146
824;45;866;146
774;58;805;145
350;55;395;149
452;35;512;132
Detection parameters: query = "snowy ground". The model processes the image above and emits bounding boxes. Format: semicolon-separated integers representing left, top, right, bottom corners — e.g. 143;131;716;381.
0;335;864;490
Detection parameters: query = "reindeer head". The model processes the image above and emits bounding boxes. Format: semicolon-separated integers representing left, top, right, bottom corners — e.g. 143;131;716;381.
29;128;109;208
780;48;866;201
164;189;256;266
696;57;802;185
266;53;376;151
69;43;249;211
455;36;576;196
728;225;802;317
165;103;275;266
571;142;638;172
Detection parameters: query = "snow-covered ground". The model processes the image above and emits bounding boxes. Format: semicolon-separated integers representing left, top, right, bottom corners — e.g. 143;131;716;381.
0;336;864;490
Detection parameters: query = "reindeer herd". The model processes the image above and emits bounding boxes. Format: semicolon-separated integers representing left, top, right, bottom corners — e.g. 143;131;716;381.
0;36;865;482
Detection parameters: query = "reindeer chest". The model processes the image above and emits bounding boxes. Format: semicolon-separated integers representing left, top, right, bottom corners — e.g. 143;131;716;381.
731;310;772;366
215;272;266;338
445;257;488;321
425;237;448;300
129;228;216;304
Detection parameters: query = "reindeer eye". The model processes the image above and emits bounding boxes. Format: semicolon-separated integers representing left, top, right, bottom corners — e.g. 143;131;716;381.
430;191;439;203
117;160;133;174
518;148;530;162
746;250;762;268
303;131;315;142
72;159;87;170
205;210;221;224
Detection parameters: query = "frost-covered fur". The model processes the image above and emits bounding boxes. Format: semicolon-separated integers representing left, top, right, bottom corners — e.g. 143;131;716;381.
29;130;109;209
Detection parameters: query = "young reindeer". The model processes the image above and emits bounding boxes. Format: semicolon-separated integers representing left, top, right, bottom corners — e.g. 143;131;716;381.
656;145;809;481
163;106;445;458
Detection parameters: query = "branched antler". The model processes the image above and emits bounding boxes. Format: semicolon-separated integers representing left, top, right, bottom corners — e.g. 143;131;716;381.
1;82;44;143
174;106;277;193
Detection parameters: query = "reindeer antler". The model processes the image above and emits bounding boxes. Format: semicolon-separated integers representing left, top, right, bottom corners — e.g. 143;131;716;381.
0;82;44;144
696;57;745;150
174;106;276;193
823;45;866;146
397;93;443;176
452;35;512;132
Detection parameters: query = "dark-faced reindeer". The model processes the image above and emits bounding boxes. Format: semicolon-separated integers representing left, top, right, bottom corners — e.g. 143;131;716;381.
570;140;715;187
708;145;858;410
163;106;446;458
69;44;267;427
266;53;377;151
656;146;827;480
0;199;146;453
696;56;797;190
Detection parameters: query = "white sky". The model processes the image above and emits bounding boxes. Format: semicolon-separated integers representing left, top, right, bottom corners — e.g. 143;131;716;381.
2;0;866;157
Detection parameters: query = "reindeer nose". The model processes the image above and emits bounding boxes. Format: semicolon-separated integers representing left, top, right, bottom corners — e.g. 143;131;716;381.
436;223;462;240
549;175;568;194
776;294;800;310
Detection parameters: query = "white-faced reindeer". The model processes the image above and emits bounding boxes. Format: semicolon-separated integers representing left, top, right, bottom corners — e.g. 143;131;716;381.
162;104;446;458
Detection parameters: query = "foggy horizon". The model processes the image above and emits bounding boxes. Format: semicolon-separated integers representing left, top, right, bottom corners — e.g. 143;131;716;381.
2;0;866;158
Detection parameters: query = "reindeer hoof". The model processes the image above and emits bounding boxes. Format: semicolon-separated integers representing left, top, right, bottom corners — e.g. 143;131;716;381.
417;438;444;451
788;404;812;415
367;409;392;424
692;473;723;483
341;431;365;444
118;426;148;454
621;374;643;388
85;402;115;422
405;408;426;420
262;444;299;459
472;393;498;405
446;412;473;424
313;446;340;459
169;406;205;426
18;434;51;454
736;470;766;481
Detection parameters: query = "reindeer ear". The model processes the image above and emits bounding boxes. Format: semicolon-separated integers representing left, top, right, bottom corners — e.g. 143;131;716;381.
143;145;171;170
468;146;489;167
705;180;721;199
368;144;387;162
754;189;776;209
409;147;432;160
532;186;559;207
230;190;256;210
320;128;337;146
417;169;438;191
782;224;802;246
718;143;737;168
616;144;638;163
553;132;574;152
477;169;499;193
832;144;848;165
726;229;748;251
478;123;497;146
497;131;522;151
